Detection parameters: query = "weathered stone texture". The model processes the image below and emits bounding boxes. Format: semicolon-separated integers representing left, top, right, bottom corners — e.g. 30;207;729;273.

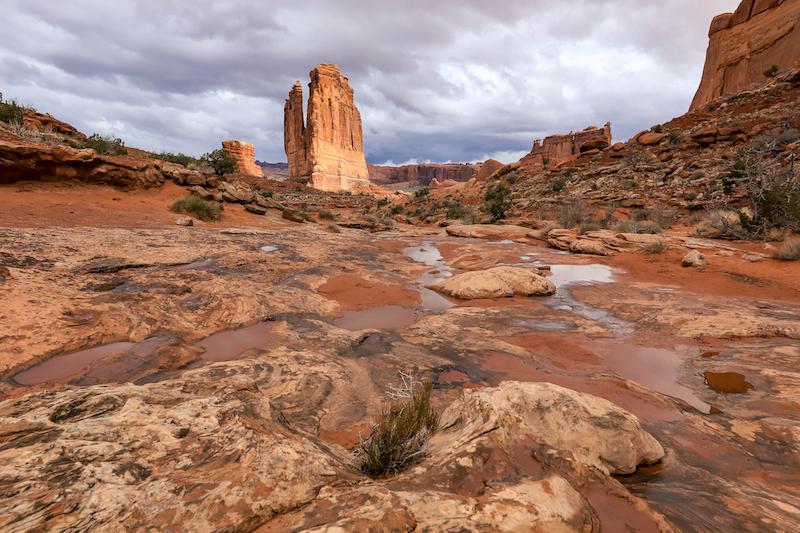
691;0;800;110
284;64;371;193
521;123;612;169
221;140;263;177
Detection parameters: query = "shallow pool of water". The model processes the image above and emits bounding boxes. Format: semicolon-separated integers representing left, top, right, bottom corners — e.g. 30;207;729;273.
196;321;276;362
333;305;418;331
260;245;279;253
704;372;754;394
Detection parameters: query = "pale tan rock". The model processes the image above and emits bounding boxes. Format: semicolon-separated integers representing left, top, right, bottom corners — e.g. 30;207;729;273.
221;140;263;177
284;64;371;193
430;266;556;300
436;382;665;476
682;250;706;267
175;216;193;226
445;224;536;240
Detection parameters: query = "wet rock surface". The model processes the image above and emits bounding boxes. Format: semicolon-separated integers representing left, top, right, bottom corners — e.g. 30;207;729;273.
0;221;798;532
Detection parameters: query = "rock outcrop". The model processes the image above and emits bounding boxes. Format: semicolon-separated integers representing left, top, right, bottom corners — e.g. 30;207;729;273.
368;163;479;186
284;64;372;193
520;123;612;169
22;111;85;139
430;266;556;299
691;0;800;110
221;140;263;177
473;158;504;181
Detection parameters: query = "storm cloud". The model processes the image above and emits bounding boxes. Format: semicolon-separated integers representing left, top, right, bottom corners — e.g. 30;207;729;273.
0;0;738;164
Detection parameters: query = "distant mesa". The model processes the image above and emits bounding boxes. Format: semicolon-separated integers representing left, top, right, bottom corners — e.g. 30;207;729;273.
221;140;263;177
691;0;800;110
284;64;372;193
368;163;479;187
520;123;612;169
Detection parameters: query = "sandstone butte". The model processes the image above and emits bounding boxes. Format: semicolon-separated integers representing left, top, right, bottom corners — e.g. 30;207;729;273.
221;140;263;177
520;123;612;169
691;0;800;110
284;64;372;193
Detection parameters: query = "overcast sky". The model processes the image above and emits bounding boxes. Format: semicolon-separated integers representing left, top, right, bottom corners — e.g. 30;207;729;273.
1;0;738;165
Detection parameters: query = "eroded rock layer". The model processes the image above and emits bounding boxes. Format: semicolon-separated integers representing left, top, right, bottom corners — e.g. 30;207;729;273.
221;140;263;177
284;64;371;193
368;163;479;186
691;0;800;110
521;123;612;169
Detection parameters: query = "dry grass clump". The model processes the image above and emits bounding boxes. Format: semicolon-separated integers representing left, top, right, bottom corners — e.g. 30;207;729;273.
170;194;221;221
355;375;439;478
773;239;800;261
643;241;668;254
318;209;336;221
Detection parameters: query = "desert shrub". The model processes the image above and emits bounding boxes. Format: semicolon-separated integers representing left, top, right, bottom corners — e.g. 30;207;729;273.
0;92;24;125
202;149;236;176
445;203;471;220
257;189;273;199
652;125;664;133
578;221;601;234
549;175;567;192
763;65;779;78
623;150;654;170
152;152;197;167
414;187;430;199
557;199;584;228
773;239;800;261
377;197;390;207
617;220;662;234
318;209;336;220
79;133;128;155
668;132;682;146
484;183;512;221
354;378;439;478
644;241;668;254
390;204;404;215
170;194;221;221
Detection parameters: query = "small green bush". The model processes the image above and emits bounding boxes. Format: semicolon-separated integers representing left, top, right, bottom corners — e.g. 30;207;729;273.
549;175;567;193
0;92;24;125
79;133;128;155
557;200;584;228
773;239;800;261
377;197;390;207
152;152;198;167
763;65;779;78
202;149;237;176
355;380;439;478
414;187;430;199
170;194;221;221
445;203;471;220
390;204;404;215
484;184;512;221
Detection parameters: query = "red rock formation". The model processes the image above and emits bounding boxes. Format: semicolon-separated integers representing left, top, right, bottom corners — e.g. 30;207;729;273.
368;163;479;186
284;64;371;192
691;0;800;110
473;159;504;182
22;111;85;139
520;123;612;169
221;140;263;177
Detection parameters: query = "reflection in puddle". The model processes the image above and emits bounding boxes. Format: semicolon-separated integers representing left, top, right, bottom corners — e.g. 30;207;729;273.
334;305;417;331
418;287;456;312
542;264;626;333
260;245;278;253
13;337;166;386
403;242;456;310
195;321;275;362
704;372;754;394
548;264;615;287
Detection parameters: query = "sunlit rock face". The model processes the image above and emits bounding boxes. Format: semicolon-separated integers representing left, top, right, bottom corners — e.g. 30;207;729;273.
221;140;263;177
520;123;612;169
691;0;800;110
284;64;372;193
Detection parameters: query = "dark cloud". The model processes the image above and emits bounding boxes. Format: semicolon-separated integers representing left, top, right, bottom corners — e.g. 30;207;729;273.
0;0;739;163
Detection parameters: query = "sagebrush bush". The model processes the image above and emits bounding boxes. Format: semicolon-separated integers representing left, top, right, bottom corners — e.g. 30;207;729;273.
557;200;584;228
644;241;668;254
318;209;336;220
170;194;221;221
152;152;198;167
773;239;800;261
0;92;24;125
484;184;512;221
355;380;439;478
79;133;128;155
203;149;236;176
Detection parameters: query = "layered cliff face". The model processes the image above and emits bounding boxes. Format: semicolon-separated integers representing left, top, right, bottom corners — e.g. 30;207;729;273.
520;123;612;169
221;140;263;177
691;0;800;110
368;163;479;186
283;64;371;193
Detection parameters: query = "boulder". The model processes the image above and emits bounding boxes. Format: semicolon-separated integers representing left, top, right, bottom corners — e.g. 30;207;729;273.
445;224;536;241
430;266;556;300
682;250;706;267
244;204;267;216
221;181;255;203
175;216;194;227
637;132;667;146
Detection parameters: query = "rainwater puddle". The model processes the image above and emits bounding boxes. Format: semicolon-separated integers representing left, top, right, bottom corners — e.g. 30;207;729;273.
508;318;576;332
704;372;754;394
12;337;166;386
403;242;456;311
542;264;627;333
195;321;275;362
333;305;417;331
260;245;279;253
178;257;216;270
598;342;711;413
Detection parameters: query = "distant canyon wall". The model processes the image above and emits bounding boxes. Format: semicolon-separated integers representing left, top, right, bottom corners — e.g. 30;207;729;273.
368;163;480;186
691;0;800;110
520;123;612;169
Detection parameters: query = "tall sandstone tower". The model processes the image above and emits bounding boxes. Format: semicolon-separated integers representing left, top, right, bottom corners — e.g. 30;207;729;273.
283;64;372;192
691;0;800;110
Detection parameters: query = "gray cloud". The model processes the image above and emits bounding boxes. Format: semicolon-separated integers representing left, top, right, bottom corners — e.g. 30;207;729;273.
0;0;739;164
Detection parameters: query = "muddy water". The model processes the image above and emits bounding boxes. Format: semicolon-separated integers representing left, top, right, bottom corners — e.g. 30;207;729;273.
403;242;456;311
195;321;276;362
12;337;166;385
703;371;754;394
334;305;418;331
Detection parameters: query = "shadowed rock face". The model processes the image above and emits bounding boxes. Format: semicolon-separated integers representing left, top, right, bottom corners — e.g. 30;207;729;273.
284;64;372;193
520;123;612;169
691;0;800;110
221;140;263;177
